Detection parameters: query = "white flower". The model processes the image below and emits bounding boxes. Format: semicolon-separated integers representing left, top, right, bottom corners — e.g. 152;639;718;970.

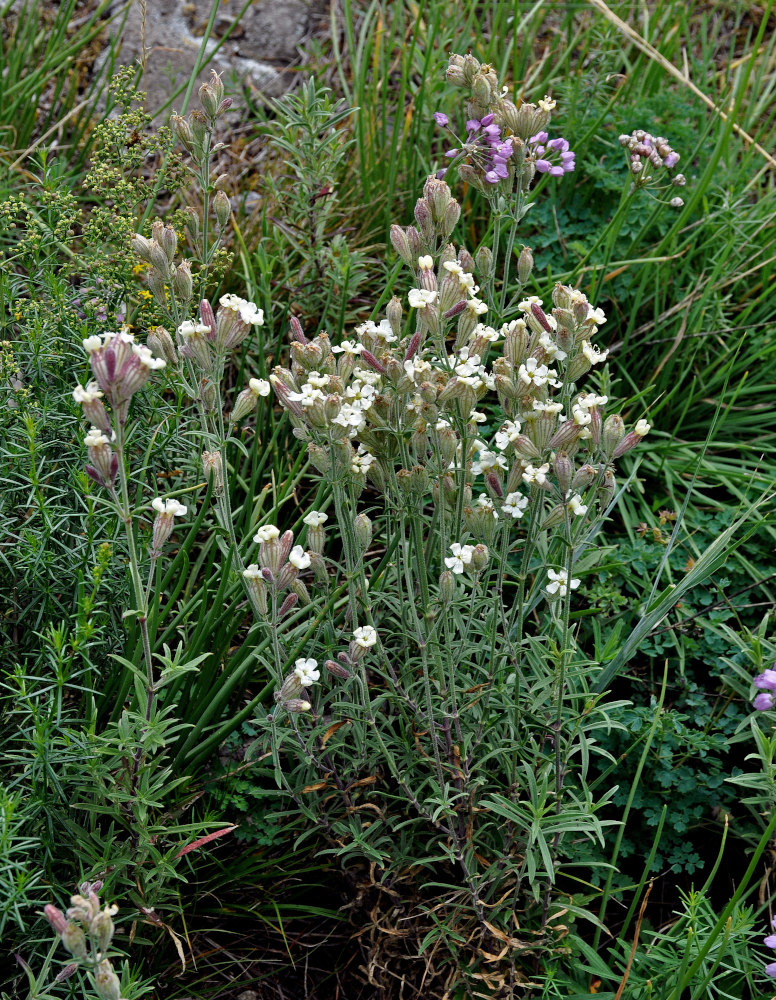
471;450;508;477
581;341;608;365
444;542;475;574
294;657;320;686
289;545;311;569
538;95;557;112
288;384;325;406
476;494;498;518
254;524;280;543
418;255;433;270
352;449;376;474
503;492;529;518
152;497;187;517
469;411;487;424
249;378;271;397
465;297;488;316
82;335;103;353
538;332;567;362
443;261;463;276
476;324;501;343
332;339;363;356
243;564;262;580
517;295;543;313
84;427;111;448
73;382;103;403
220;294;264;325
572;404;592;427
132;344;166;370
530;400;564;415
303;510;328;527
404;358;432;382
546;568;581;599
576;392;608;409
522;463;550;486
408;288;437;308
353;625;377;648
587;306;607;325
352;366;382;385
177;320;211;338
495;419;522;451
568;494;588;517
635;419;651;437
355;319;397;343
305;371;331;388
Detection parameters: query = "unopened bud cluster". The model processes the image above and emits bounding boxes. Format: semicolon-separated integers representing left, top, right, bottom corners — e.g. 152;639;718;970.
44;883;125;1000
618;129;687;206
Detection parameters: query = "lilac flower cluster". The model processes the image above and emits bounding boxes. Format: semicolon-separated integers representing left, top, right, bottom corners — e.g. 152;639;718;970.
528;131;576;177
434;112;513;185
618;129;686;206
763;915;776;977
753;663;776;711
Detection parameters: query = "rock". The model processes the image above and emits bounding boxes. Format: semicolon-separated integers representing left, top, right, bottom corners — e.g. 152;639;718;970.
108;0;328;114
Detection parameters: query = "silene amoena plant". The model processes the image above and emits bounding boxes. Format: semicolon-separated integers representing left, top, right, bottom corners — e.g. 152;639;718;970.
59;54;700;995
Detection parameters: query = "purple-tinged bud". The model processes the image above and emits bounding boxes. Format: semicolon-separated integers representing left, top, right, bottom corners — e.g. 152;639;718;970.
530;302;552;333
589;407;602;447
572;464;597;492
275;563;298;593
55;964;78;983
200;299;217;339
403;331;421;362
278;593;299;617
242;566;268;615
170;115;195;151
597;469;616;508
172;260;193;303
549;421;583;450
325;658;351;679
439;569;456;604
199;83;219;119
261;566;275;585
44;904;68;935
486;472;504;498
390;224;414;265
218;98;233;114
442;299;468;320
289;315;307;344
360;349;387;375
554;452;574;495
442;198;461;238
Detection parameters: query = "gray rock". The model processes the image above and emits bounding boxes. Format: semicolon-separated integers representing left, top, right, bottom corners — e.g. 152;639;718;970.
109;0;328;114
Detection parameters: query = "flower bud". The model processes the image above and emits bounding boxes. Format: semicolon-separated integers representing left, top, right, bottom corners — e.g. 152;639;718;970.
131;233;154;263
475;245;493;279
243;565;268;614
90;909;115;952
517;246;534;285
354;514;372;551
44;904;68;935
170;114;195;151
199;82;219;119
471;73;492;105
325;658;351;680
602;414;626;456
292;579;311;606
387;295;403;337
439;569;456;604
147;326;178;366
553;452;574;495
572;464;597;492
94;961;121;1000
597;468;616;508
278;592;299;617
470;543;489;573
283;697;311;713
157;223;177;262
442;198;461;238
62;923;87;959
213;189;231;229
540;504;566;530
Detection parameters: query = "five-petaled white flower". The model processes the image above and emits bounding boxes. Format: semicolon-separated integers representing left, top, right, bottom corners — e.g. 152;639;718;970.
568;495;588;517
294;658;320;686
289;545;311;570
408;288;437;309
581;341;608;365
546;568;581;599
503;492;529;519
522;463;550;486
152;497;187;517
332;340;363;356
353;625;378;648
303;510;328;527
445;542;475;574
254;524;280;543
635;419;651;437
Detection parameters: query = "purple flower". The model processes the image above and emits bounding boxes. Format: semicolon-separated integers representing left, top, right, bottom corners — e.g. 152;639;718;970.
481;113;495;127
663;151;680;168
529;131;548;145
764;934;776;949
754;692;775;711
535;159;551;174
766;962;776;978
436;168;447;180
466;119;481;134
484;170;499;184
754;668;776;692
433;112;449;128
